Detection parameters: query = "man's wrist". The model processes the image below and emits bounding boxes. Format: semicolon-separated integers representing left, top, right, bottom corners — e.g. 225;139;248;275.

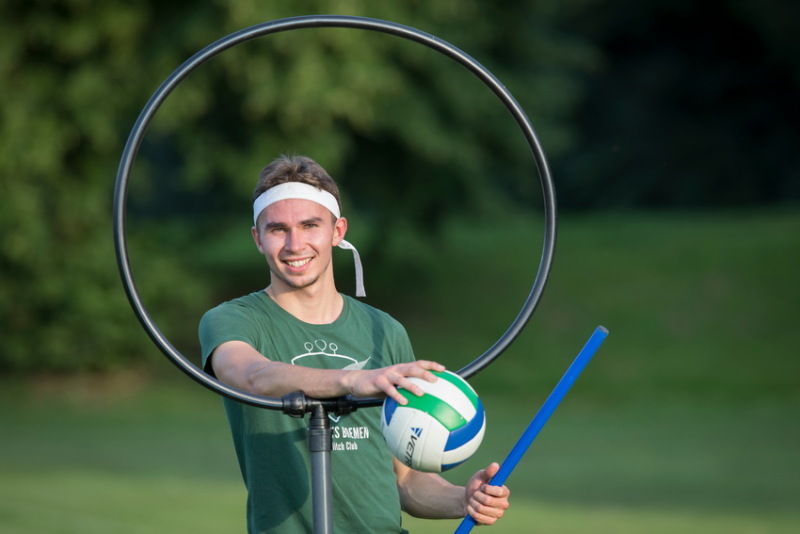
339;370;357;396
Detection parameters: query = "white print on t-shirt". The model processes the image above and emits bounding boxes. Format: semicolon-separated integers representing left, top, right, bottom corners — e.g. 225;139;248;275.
331;424;371;451
289;338;371;426
290;339;370;370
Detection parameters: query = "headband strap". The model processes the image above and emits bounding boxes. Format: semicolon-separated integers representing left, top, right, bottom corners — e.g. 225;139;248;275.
253;182;365;297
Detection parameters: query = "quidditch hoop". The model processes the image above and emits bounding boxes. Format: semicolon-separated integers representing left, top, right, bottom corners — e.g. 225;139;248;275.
113;15;557;410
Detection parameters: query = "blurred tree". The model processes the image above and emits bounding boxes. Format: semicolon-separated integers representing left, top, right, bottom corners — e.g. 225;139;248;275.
556;0;800;209
0;0;214;371
0;0;597;371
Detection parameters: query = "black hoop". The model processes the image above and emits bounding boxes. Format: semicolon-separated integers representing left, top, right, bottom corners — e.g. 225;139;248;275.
113;15;557;410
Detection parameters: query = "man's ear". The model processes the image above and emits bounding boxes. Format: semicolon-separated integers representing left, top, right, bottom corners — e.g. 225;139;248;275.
251;225;264;254
332;217;348;247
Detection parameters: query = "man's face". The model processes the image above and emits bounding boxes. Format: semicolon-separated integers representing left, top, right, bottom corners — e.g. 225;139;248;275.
252;198;346;294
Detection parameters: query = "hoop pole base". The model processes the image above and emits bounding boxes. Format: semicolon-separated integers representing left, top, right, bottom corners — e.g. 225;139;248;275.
308;404;334;534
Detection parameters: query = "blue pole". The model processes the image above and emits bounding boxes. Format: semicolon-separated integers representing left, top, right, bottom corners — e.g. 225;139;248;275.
454;326;609;534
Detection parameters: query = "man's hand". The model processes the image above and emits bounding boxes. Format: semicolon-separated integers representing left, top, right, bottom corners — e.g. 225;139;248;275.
465;462;510;525
346;360;445;404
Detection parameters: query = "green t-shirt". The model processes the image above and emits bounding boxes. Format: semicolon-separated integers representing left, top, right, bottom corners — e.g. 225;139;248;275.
199;291;415;534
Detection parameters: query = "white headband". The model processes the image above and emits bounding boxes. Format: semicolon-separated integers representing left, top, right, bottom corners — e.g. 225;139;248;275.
253;182;341;224
253;182;365;297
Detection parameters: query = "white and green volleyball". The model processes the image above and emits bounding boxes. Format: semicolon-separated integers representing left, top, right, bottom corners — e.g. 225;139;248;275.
381;370;486;472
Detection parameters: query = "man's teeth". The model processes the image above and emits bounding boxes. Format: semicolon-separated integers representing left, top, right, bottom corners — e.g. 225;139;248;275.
287;258;311;267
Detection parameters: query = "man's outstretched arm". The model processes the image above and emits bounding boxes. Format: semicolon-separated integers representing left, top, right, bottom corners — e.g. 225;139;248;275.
210;340;444;403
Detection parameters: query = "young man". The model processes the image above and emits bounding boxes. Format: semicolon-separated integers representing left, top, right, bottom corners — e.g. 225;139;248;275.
199;155;510;533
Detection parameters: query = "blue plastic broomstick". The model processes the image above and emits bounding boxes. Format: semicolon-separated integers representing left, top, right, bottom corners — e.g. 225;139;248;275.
454;326;609;533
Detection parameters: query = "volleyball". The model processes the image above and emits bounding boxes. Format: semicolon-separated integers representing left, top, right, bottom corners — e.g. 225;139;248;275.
381;370;486;473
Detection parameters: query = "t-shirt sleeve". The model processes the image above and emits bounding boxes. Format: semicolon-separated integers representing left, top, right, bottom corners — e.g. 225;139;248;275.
198;302;261;375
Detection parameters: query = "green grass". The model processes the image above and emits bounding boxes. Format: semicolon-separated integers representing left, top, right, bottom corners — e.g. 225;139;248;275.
0;376;246;533
405;501;800;534
1;380;796;533
2;209;798;533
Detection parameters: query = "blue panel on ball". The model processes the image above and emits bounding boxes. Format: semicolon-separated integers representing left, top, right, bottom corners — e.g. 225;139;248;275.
444;401;485;450
383;397;399;425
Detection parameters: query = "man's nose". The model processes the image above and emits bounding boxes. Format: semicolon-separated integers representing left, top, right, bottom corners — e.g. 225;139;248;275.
284;229;303;252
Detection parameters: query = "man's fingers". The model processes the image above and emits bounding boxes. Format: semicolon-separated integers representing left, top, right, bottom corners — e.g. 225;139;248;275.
364;361;446;403
401;360;445;386
415;360;446;378
468;489;509;525
482;484;510;498
466;503;504;525
386;387;410;405
481;462;500;481
387;375;426;400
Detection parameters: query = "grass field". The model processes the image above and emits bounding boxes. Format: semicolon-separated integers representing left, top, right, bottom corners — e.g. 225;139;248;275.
2;210;798;533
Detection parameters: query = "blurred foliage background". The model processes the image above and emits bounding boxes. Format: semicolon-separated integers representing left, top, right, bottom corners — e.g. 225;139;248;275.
1;0;797;374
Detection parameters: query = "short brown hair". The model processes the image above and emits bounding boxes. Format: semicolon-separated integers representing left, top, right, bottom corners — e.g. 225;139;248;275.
253;155;341;213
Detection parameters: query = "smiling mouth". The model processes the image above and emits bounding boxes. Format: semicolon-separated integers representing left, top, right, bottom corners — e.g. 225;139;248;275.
285;258;311;268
